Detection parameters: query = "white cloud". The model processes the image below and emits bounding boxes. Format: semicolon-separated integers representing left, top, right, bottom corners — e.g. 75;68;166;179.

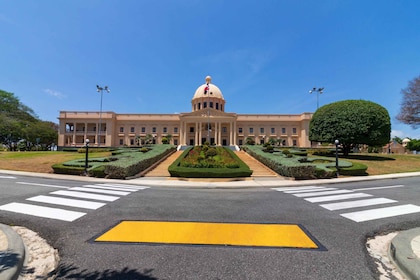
44;89;66;99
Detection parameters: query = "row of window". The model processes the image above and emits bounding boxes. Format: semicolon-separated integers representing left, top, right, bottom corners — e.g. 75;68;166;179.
239;127;297;134
120;127;179;134
119;126;298;134
194;102;224;111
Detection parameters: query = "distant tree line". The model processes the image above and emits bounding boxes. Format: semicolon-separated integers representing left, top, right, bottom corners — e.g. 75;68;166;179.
0;89;58;151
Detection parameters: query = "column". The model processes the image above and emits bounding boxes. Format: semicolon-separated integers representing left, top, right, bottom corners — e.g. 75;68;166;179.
195;122;199;146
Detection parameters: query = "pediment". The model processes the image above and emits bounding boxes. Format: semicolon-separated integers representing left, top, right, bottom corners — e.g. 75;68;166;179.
181;109;236;119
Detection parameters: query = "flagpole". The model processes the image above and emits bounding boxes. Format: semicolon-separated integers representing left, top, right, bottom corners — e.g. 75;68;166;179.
207;80;210;144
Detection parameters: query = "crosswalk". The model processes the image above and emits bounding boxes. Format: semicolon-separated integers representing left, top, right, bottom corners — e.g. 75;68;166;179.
0;183;148;222
272;185;420;222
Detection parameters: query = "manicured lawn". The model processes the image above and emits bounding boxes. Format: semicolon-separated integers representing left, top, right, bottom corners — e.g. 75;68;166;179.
0;150;419;176
0;151;111;173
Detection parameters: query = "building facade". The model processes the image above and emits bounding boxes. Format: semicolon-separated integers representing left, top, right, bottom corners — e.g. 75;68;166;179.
58;76;313;148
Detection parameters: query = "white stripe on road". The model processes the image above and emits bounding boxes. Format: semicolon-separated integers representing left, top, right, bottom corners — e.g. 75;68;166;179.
352;185;405;191
284;187;337;194
0;176;17;179
96;184;149;190
272;186;326;192
0;202;86;222
27;195;106;210
320;198;397;211
69;187;131;196
294;190;353;198
305;193;372;203
50;190;120;201
83;184;138;192
340;204;420;222
16;182;70;189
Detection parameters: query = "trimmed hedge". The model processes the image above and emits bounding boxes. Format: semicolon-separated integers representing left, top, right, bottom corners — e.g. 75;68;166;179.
168;147;253;178
52;145;176;179
243;145;357;179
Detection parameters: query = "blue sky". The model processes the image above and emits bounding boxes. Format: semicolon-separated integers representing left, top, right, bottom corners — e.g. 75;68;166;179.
1;1;420;138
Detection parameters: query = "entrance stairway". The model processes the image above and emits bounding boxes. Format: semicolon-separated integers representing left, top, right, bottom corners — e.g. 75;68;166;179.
234;150;279;177
143;150;279;177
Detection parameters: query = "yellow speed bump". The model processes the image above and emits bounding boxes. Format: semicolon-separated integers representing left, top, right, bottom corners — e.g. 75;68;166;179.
95;221;319;249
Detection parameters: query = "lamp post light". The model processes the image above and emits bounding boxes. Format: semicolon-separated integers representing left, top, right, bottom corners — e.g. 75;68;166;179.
85;139;90;176
309;87;324;110
96;85;110;147
334;139;339;178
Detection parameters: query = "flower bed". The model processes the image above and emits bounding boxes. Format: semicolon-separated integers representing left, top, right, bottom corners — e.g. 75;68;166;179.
168;146;253;178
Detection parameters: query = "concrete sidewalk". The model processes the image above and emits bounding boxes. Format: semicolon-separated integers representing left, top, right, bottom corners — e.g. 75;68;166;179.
1;170;420;279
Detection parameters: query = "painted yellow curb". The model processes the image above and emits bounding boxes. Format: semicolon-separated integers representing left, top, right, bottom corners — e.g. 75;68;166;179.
96;221;319;249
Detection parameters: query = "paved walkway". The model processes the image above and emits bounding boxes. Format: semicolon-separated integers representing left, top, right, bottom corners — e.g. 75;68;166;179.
144;151;183;177
144;150;279;178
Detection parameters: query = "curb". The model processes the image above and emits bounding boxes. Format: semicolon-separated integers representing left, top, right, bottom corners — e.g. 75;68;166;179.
0;224;26;280
389;228;420;280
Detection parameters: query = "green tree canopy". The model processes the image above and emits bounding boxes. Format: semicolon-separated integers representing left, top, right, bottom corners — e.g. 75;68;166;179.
0;89;58;150
309;100;391;155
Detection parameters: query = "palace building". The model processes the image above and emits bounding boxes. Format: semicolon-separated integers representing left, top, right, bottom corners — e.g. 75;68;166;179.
58;76;313;149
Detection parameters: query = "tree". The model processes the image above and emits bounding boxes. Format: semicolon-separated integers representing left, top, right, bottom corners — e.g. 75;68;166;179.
309;100;391;156
397;75;420;128
0;89;58;150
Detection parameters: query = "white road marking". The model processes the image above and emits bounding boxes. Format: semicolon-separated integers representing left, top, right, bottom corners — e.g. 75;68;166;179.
16;182;70;189
69;187;131;196
82;184;138;192
50;190;120;201
320;198;397;211
272;186;325;192
0;176;17;179
305;193;372;203
341;204;420;222
97;183;149;190
293;190;353;198
284;187;337;194
0;202;86;222
27;195;106;210
352;185;405;191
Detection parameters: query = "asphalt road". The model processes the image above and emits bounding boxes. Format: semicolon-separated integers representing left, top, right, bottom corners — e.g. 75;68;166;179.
1;174;420;280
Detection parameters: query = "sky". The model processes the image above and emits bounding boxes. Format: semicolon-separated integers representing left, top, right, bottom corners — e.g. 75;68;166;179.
1;0;420;139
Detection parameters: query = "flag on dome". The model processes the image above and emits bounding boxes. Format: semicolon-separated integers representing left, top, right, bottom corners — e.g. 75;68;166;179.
204;83;209;95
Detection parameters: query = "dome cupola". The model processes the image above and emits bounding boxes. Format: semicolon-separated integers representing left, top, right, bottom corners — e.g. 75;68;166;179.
191;76;226;112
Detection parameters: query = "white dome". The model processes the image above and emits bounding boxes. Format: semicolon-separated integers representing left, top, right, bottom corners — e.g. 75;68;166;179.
192;76;224;100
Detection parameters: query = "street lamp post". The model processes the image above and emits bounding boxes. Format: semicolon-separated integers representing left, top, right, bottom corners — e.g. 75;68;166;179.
309;87;324;109
85;139;90;175
96;85;110;147
335;139;339;178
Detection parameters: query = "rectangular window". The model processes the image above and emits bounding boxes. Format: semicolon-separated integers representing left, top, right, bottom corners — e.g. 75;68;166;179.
141;127;146;133
282;127;286;134
190;127;194;133
152;127;157;133
271;128;275;134
216;103;219;110
249;127;254;134
222;127;227;133
204;102;207;108
174;127;178;133
119;139;124;145
239;139;243;145
238;127;243;133
293;139;297;146
163;127;167;133
131;127;135;133
130;139;134;145
260;127;264;134
292;127;297;134
174;139;178;145
119;127;124;133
